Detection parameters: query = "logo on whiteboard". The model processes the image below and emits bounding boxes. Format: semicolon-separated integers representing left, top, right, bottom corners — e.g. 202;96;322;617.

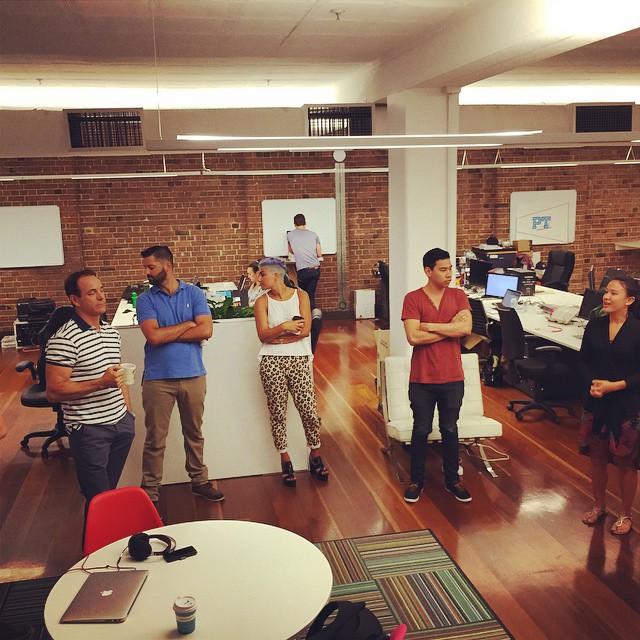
531;216;551;230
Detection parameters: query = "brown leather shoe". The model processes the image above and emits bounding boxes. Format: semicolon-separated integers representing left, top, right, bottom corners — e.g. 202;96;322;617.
191;482;225;502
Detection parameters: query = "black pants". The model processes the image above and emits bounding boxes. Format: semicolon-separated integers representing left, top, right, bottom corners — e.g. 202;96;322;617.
408;381;464;487
297;268;321;310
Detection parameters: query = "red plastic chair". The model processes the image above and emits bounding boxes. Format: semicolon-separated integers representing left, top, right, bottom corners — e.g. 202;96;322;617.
83;486;163;556
389;624;407;640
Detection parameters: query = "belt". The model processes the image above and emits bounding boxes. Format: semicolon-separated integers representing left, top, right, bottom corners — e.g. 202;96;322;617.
298;266;320;271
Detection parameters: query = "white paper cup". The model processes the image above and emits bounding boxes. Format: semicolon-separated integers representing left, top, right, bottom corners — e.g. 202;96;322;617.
121;363;136;385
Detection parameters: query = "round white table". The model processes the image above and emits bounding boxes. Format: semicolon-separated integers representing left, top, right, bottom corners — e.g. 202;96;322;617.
44;520;333;639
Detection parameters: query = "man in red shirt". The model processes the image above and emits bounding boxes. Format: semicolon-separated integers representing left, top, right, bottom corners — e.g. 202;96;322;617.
401;248;473;503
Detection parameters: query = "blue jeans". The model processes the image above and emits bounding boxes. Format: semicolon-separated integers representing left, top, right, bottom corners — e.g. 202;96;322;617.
408;381;464;487
68;411;136;515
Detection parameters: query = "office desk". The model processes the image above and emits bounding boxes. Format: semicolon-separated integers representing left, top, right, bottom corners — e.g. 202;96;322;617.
476;285;585;351
44;520;333;640
112;299;310;485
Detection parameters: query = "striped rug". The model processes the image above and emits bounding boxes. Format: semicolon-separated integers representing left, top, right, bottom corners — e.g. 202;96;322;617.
292;529;513;640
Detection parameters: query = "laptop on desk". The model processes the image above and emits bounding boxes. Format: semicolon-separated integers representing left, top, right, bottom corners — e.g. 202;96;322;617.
482;273;520;299
499;289;521;309
60;570;148;624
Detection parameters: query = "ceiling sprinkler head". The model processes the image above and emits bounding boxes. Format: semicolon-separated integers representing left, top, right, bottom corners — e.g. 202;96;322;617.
330;9;345;21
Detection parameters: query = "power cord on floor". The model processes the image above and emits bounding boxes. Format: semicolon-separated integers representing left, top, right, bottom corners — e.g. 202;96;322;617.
464;441;510;463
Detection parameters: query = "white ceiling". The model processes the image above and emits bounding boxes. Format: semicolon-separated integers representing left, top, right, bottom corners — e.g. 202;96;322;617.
2;0;640;109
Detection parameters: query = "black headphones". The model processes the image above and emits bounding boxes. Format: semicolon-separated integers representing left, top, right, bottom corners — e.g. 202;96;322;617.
127;532;176;561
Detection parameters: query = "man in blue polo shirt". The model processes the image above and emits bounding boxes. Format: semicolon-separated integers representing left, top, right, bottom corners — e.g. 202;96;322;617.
136;245;224;508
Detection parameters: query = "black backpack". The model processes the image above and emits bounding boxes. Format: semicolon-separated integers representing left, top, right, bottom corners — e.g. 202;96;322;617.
305;600;387;640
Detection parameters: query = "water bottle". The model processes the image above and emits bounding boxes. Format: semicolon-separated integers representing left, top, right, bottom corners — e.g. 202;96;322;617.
131;291;138;309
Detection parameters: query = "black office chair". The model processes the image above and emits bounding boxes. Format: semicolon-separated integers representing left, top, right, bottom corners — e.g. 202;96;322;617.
15;306;75;456
541;249;575;291
599;267;626;290
497;307;574;423
469;297;492;340
375;260;390;329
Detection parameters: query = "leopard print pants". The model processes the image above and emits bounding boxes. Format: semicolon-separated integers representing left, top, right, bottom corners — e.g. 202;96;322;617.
259;355;322;453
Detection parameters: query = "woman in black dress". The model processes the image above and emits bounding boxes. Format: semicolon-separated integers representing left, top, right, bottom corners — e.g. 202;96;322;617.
579;276;640;535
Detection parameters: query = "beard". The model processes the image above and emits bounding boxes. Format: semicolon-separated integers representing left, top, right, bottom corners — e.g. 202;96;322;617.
148;268;167;286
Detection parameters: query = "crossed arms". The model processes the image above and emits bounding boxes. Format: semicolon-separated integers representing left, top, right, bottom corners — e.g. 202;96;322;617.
403;309;472;346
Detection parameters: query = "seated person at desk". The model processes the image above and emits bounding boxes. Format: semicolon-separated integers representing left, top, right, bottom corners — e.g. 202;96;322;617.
246;261;265;306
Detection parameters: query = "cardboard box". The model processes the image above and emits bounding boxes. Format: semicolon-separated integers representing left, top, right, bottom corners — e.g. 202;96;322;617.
513;239;532;252
374;329;390;404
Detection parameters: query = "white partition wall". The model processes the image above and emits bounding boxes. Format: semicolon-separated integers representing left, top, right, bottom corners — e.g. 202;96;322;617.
113;303;309;486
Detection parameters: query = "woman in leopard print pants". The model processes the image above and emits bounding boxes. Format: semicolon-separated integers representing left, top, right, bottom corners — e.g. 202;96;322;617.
254;257;329;487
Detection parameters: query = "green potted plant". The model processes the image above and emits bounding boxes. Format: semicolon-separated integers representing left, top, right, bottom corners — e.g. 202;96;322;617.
208;297;254;320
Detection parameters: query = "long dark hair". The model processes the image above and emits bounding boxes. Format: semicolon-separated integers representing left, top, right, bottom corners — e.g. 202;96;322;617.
609;276;640;318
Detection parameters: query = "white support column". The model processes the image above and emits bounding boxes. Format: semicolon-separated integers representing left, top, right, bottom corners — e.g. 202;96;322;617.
387;88;459;356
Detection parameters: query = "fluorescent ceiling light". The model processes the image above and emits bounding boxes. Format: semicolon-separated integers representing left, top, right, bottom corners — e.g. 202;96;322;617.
460;85;640;106
160;131;542;153
0;86;336;110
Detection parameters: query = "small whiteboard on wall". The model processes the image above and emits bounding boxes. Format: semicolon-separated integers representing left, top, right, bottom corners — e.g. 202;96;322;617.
261;198;337;257
510;190;576;245
0;205;65;268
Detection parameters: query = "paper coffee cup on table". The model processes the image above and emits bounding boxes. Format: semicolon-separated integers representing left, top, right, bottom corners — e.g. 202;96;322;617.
121;363;136;385
174;595;196;635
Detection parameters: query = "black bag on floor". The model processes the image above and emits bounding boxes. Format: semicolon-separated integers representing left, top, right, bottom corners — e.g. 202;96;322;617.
305;600;387;640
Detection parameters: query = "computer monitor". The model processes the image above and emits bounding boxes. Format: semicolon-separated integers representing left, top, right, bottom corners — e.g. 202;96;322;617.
468;259;492;288
578;288;603;321
485;253;515;270
485;273;520;298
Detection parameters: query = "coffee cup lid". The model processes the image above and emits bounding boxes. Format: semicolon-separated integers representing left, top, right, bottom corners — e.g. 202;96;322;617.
174;595;196;612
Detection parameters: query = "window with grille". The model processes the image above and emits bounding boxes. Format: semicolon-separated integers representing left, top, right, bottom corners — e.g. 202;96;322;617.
575;104;633;133
308;106;372;137
67;111;143;148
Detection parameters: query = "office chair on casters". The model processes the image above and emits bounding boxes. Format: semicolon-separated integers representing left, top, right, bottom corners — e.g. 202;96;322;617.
84;486;163;556
15;306;75;457
541;250;575;291
497;307;574;424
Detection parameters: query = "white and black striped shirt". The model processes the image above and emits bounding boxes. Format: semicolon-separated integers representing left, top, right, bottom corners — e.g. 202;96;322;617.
45;314;126;429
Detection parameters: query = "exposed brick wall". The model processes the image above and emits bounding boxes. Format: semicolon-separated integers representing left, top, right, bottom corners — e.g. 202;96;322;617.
0;151;389;334
457;147;640;293
2;146;639;335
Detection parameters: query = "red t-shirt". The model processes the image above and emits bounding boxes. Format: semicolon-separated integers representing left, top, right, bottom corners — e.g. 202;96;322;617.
401;287;470;384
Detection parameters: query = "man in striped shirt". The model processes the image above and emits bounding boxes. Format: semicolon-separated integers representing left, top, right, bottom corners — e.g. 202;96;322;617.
46;269;135;523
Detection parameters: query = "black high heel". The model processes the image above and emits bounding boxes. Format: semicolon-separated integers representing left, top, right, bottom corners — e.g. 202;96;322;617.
309;455;329;481
281;460;296;487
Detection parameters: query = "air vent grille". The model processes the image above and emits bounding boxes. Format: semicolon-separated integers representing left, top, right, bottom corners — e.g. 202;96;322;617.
67;111;143;148
575;104;632;133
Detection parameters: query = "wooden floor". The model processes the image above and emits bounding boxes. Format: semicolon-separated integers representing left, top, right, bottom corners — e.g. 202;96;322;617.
1;319;639;639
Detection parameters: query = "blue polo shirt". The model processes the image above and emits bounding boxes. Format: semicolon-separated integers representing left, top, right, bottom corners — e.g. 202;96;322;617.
136;280;210;381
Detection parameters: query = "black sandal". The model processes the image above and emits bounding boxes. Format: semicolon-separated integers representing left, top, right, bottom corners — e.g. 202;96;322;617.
309;455;329;481
281;460;296;487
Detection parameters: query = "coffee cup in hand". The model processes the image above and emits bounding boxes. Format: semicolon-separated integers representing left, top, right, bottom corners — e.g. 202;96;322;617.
121;363;136;385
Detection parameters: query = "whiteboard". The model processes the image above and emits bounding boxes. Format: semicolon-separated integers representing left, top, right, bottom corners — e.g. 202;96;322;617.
0;205;65;268
510;190;576;245
261;198;337;257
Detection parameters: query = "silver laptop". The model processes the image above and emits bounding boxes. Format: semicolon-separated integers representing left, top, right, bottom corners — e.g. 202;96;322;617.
501;289;521;309
60;570;148;624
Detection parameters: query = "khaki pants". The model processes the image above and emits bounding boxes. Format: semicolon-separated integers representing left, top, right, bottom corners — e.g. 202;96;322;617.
141;376;209;501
